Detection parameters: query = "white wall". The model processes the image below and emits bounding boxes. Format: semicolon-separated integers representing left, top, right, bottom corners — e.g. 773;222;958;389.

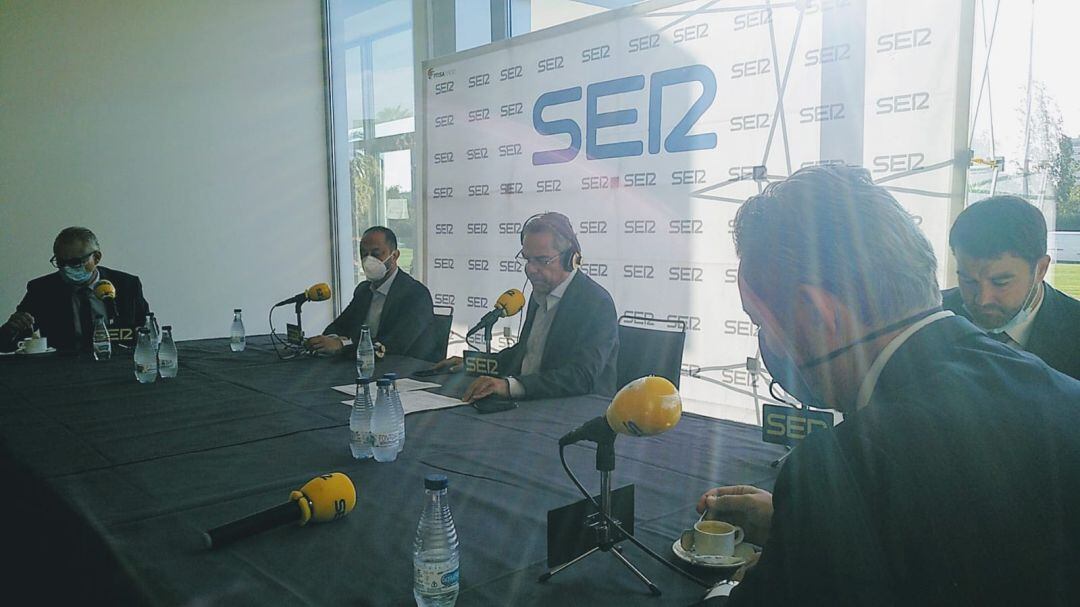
0;0;335;340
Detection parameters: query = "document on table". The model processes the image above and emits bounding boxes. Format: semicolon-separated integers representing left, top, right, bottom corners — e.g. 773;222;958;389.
332;377;441;396
340;390;464;415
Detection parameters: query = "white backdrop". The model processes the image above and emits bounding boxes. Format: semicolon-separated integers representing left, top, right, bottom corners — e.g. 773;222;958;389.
421;0;973;422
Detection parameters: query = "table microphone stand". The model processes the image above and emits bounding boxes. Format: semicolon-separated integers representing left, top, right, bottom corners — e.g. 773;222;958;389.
539;436;660;596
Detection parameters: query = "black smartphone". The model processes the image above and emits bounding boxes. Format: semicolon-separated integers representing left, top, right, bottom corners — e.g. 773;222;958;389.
472;397;517;414
412;367;443;378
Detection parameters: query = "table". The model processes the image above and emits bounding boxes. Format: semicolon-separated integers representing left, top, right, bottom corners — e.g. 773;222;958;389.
0;336;785;606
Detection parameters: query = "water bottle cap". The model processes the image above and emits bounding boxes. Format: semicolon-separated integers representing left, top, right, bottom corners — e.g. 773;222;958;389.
162;325;172;331
376;378;391;387
424;474;448;490
137;327;149;334
149;312;155;317
234;308;242;313
382;372;397;381
356;376;375;384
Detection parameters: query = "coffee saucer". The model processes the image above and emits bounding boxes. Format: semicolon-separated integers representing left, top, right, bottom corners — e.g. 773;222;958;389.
672;538;756;568
16;347;57;356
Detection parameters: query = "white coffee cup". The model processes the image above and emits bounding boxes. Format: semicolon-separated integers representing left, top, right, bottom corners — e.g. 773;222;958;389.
683;520;744;557
17;336;48;354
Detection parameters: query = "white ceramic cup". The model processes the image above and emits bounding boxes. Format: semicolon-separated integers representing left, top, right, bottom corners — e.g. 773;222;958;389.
17;336;47;354
690;520;743;556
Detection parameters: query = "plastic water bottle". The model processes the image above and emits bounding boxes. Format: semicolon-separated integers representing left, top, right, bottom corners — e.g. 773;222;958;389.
356;325;375;379
91;316;112;361
158;325;178;378
230;309;246;352
383;373;406;454
147;312;161;349
134;327;158;383
413;474;459;607
349;377;375;460
370;379;400;462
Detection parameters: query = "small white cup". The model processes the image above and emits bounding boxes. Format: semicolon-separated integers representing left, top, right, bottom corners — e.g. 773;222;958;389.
17;336;47;354
683;520;744;557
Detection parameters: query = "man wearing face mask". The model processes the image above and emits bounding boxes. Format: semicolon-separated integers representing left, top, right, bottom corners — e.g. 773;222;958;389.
0;227;151;353
305;226;436;360
941;195;1080;380
693;166;1080;605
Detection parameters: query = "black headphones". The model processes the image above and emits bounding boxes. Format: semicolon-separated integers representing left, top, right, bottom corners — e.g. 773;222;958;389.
519;212;582;271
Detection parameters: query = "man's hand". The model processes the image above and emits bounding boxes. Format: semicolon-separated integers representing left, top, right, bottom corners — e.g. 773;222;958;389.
434;356;462;372
697;485;774;546
4;312;34;334
305;335;345;355
374;342;386;358
462;376;510;402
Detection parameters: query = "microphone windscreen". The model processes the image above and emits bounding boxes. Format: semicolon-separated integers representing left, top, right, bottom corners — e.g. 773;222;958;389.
496;288;526;316
93;280;117;301
306;283;332;302
606;376;682;438
291;472;356;525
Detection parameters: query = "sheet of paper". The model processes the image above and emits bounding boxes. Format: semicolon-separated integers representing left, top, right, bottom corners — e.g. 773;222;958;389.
332;377;442;396
340;390;464;415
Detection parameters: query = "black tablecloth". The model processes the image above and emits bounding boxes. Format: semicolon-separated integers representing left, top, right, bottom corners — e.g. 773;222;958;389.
0;336;785;606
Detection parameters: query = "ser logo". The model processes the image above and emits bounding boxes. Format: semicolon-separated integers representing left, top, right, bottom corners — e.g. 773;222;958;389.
499;259;524;273
669;219;703;234
499;65;524;81
624;220;656;234
536;179;562;193
877;28;931;54
623;172;656;187
434;81;454;95
629;34;661;53
668;266;704;282
578;220;608;234
498;222;523;234
433;223;454;235
537;56;564;73
433;257;455;269
731;113;770;131
434;114;454;127
499;144;523;157
579;263;609;277
468;108;491;122
762;404;833;447
432;187;453;199
872;152;924;174
467;259;489;271
467;296;489;309
800;0;852;14
673;23;709;44
800;103;845;123
466;147;489;160
723;320;759;336
500;182;524;195
433;152;454;164
732;58;770;79
467;73;491;88
718;368;754;387
805;43;850;66
622;310;656;325
623;264;654;279
581;176;620;190
875;92;930;114
466;223;488;234
468;184;490;197
581;44;610;63
433;293;455;306
733;9;771;31
672;170;706;185
500;102;524;117
668;314;701;331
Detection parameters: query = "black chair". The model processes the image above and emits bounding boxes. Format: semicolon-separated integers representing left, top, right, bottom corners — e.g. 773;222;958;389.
427;305;454;361
615;314;686;390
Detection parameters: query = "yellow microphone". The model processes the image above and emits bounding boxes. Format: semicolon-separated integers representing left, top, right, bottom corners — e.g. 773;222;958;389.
495;288;526;316
559;376;682;446
93;279;116;301
274;283;332;307
204;472;356;549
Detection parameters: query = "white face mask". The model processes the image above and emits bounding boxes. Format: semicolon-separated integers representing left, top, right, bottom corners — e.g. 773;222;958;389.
987;274;1040;336
362;255;388;282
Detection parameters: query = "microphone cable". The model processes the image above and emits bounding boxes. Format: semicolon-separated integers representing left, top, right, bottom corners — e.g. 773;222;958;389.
268;305;301;361
557;443;712;589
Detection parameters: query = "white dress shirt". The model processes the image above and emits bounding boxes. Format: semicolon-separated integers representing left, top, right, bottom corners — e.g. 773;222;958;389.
507;270;577;397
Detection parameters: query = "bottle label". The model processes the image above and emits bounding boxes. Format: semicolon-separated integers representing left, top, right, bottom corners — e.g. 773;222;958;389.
136;363;155;373
414;563;459;592
352;430;372;445
371;430;401;447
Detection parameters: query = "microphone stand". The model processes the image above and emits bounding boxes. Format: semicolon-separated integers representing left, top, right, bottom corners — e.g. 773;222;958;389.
539;432;660;596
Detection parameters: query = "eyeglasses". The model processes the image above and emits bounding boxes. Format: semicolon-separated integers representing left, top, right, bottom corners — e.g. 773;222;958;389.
515;250;559;267
50;251;97;269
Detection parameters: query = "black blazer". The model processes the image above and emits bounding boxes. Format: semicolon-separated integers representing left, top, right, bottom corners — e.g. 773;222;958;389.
942;283;1080;380
496;271;619;399
729;316;1080;606
323;269;435;361
1;266;150;352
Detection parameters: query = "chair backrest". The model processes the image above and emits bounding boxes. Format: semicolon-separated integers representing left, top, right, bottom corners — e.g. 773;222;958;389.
428;305;454;362
616;314;686;391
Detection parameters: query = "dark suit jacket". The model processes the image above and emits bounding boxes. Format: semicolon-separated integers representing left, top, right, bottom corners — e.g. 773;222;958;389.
496;271;618;399
943;283;1080;380
323;269;435;361
729;316;1080;606
1;266;150;352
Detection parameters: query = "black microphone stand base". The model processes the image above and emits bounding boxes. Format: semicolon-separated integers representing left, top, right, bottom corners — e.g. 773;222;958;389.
539;441;661;597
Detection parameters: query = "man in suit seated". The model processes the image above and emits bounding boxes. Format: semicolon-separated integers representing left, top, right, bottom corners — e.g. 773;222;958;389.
942;195;1080;379
694;166;1080;604
305;226;436;360
443;212;619;402
0;227;150;352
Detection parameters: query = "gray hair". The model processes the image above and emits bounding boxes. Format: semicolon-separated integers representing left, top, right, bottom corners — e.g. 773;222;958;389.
733;165;940;327
55;227;100;252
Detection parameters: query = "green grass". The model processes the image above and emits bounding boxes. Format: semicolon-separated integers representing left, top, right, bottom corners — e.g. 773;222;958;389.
1050;263;1080;300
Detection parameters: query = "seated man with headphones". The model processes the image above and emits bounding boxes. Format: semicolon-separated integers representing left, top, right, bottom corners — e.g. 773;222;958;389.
443;212;619;402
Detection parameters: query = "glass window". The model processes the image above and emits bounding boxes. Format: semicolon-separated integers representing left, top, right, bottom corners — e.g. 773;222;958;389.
456;0;492;51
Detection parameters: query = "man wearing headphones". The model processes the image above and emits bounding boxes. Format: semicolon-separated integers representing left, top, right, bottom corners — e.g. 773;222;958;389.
450;212;619;402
